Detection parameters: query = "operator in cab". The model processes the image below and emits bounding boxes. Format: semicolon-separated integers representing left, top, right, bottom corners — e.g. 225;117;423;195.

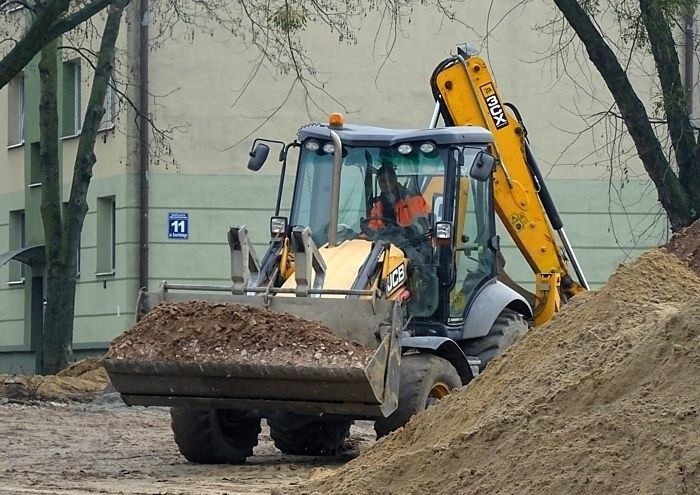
365;163;430;243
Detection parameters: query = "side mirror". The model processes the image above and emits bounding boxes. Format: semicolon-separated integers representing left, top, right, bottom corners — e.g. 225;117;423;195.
469;151;495;182
247;143;270;171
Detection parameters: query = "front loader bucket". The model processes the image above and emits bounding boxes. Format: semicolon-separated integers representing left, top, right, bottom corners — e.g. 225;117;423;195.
103;293;401;418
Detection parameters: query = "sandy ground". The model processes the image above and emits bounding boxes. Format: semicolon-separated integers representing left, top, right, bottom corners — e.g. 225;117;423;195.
0;395;376;495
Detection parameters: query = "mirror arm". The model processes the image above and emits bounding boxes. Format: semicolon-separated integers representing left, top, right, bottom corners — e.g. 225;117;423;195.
249;138;286;157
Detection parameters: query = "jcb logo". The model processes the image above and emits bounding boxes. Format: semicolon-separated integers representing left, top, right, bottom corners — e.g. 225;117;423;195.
480;83;509;130
385;263;406;295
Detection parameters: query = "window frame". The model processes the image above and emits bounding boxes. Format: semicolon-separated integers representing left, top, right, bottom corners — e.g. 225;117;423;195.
8;210;26;284
6;74;25;148
61;59;82;138
96;196;116;275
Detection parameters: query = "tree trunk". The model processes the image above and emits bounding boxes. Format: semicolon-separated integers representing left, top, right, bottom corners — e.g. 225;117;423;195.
43;268;79;374
638;0;700;216
65;0;129;245
553;0;694;230
39;39;75;374
39;0;129;374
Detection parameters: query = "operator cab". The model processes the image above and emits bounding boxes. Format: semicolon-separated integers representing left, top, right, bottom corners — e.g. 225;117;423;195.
248;116;498;323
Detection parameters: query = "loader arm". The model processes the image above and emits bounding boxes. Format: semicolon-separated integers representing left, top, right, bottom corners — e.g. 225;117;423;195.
430;52;588;325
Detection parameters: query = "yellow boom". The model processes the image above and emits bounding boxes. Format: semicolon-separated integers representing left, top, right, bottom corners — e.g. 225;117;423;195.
431;51;588;325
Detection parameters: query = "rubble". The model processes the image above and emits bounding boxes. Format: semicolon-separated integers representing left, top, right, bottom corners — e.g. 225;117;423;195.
106;301;374;368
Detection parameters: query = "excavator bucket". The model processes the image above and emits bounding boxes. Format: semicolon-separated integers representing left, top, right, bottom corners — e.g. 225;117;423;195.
103;291;402;419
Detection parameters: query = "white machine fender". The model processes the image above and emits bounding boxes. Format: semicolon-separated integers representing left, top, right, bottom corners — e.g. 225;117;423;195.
399;336;478;384
461;280;532;340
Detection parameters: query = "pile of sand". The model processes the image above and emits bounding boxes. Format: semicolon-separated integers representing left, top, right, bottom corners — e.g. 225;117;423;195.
297;249;699;495
106;301;374;368
1;357;109;402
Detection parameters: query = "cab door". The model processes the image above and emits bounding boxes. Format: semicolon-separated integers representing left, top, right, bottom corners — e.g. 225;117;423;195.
448;152;497;321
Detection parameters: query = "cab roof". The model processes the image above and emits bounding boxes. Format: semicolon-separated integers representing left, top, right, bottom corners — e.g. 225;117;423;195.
297;123;493;147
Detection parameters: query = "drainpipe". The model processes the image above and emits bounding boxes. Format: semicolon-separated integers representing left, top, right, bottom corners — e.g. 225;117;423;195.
138;0;150;291
685;12;695;115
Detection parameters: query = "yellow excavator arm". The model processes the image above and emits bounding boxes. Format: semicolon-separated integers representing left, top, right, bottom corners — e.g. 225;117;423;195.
431;48;589;325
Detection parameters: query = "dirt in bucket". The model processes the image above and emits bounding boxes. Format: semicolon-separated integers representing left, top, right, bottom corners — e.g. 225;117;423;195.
106;301;374;368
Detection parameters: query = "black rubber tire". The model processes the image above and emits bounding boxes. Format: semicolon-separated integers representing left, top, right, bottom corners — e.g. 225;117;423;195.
170;408;261;464
460;308;529;372
268;413;352;456
374;353;461;438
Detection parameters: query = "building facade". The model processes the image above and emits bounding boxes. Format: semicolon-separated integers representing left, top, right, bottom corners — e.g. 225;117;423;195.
0;2;696;372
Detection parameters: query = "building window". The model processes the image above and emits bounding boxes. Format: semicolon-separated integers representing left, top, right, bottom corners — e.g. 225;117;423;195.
62;60;81;136
96;196;115;274
100;75;117;130
29;142;41;186
7;75;24;146
8;210;26;282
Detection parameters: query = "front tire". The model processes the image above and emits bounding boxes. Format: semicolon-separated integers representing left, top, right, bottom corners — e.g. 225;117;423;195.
268;413;352;456
460;308;528;371
170;408;261;464
374;353;461;438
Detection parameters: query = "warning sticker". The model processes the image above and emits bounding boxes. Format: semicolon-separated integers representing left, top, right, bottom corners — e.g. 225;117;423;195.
511;212;527;231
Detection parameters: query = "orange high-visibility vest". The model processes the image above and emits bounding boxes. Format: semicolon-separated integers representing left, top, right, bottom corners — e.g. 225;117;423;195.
368;193;428;230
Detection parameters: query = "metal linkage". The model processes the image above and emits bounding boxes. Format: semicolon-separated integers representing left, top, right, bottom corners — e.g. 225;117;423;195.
160;224;375;299
290;226;327;297
228;226;261;295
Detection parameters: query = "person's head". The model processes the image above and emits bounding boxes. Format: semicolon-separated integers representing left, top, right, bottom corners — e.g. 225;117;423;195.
377;164;398;196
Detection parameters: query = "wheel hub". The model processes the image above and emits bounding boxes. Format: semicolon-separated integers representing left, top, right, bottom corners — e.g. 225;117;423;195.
426;381;452;407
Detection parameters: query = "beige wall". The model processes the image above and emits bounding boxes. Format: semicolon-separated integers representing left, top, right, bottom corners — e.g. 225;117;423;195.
2;2;695;186
144;1;690;183
0;147;24;196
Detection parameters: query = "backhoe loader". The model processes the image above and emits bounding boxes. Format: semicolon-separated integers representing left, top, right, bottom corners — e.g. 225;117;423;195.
104;45;588;464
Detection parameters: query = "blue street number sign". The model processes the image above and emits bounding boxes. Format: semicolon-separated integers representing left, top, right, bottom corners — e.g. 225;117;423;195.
168;212;189;239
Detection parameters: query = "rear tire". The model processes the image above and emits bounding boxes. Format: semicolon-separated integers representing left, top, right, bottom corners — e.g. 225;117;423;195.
268;413;352;456
374;353;461;438
460;308;528;371
170;408;261;464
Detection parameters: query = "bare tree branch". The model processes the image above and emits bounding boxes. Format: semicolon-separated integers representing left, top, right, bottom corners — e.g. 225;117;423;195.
552;0;694;230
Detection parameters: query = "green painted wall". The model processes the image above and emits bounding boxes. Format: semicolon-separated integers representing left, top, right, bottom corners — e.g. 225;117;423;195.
146;173;668;291
0;289;25;347
71;174;140;345
499;180;668;289
0;173;140;372
146;172;292;286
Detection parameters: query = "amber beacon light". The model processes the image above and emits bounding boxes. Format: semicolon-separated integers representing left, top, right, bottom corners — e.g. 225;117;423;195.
328;112;344;128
